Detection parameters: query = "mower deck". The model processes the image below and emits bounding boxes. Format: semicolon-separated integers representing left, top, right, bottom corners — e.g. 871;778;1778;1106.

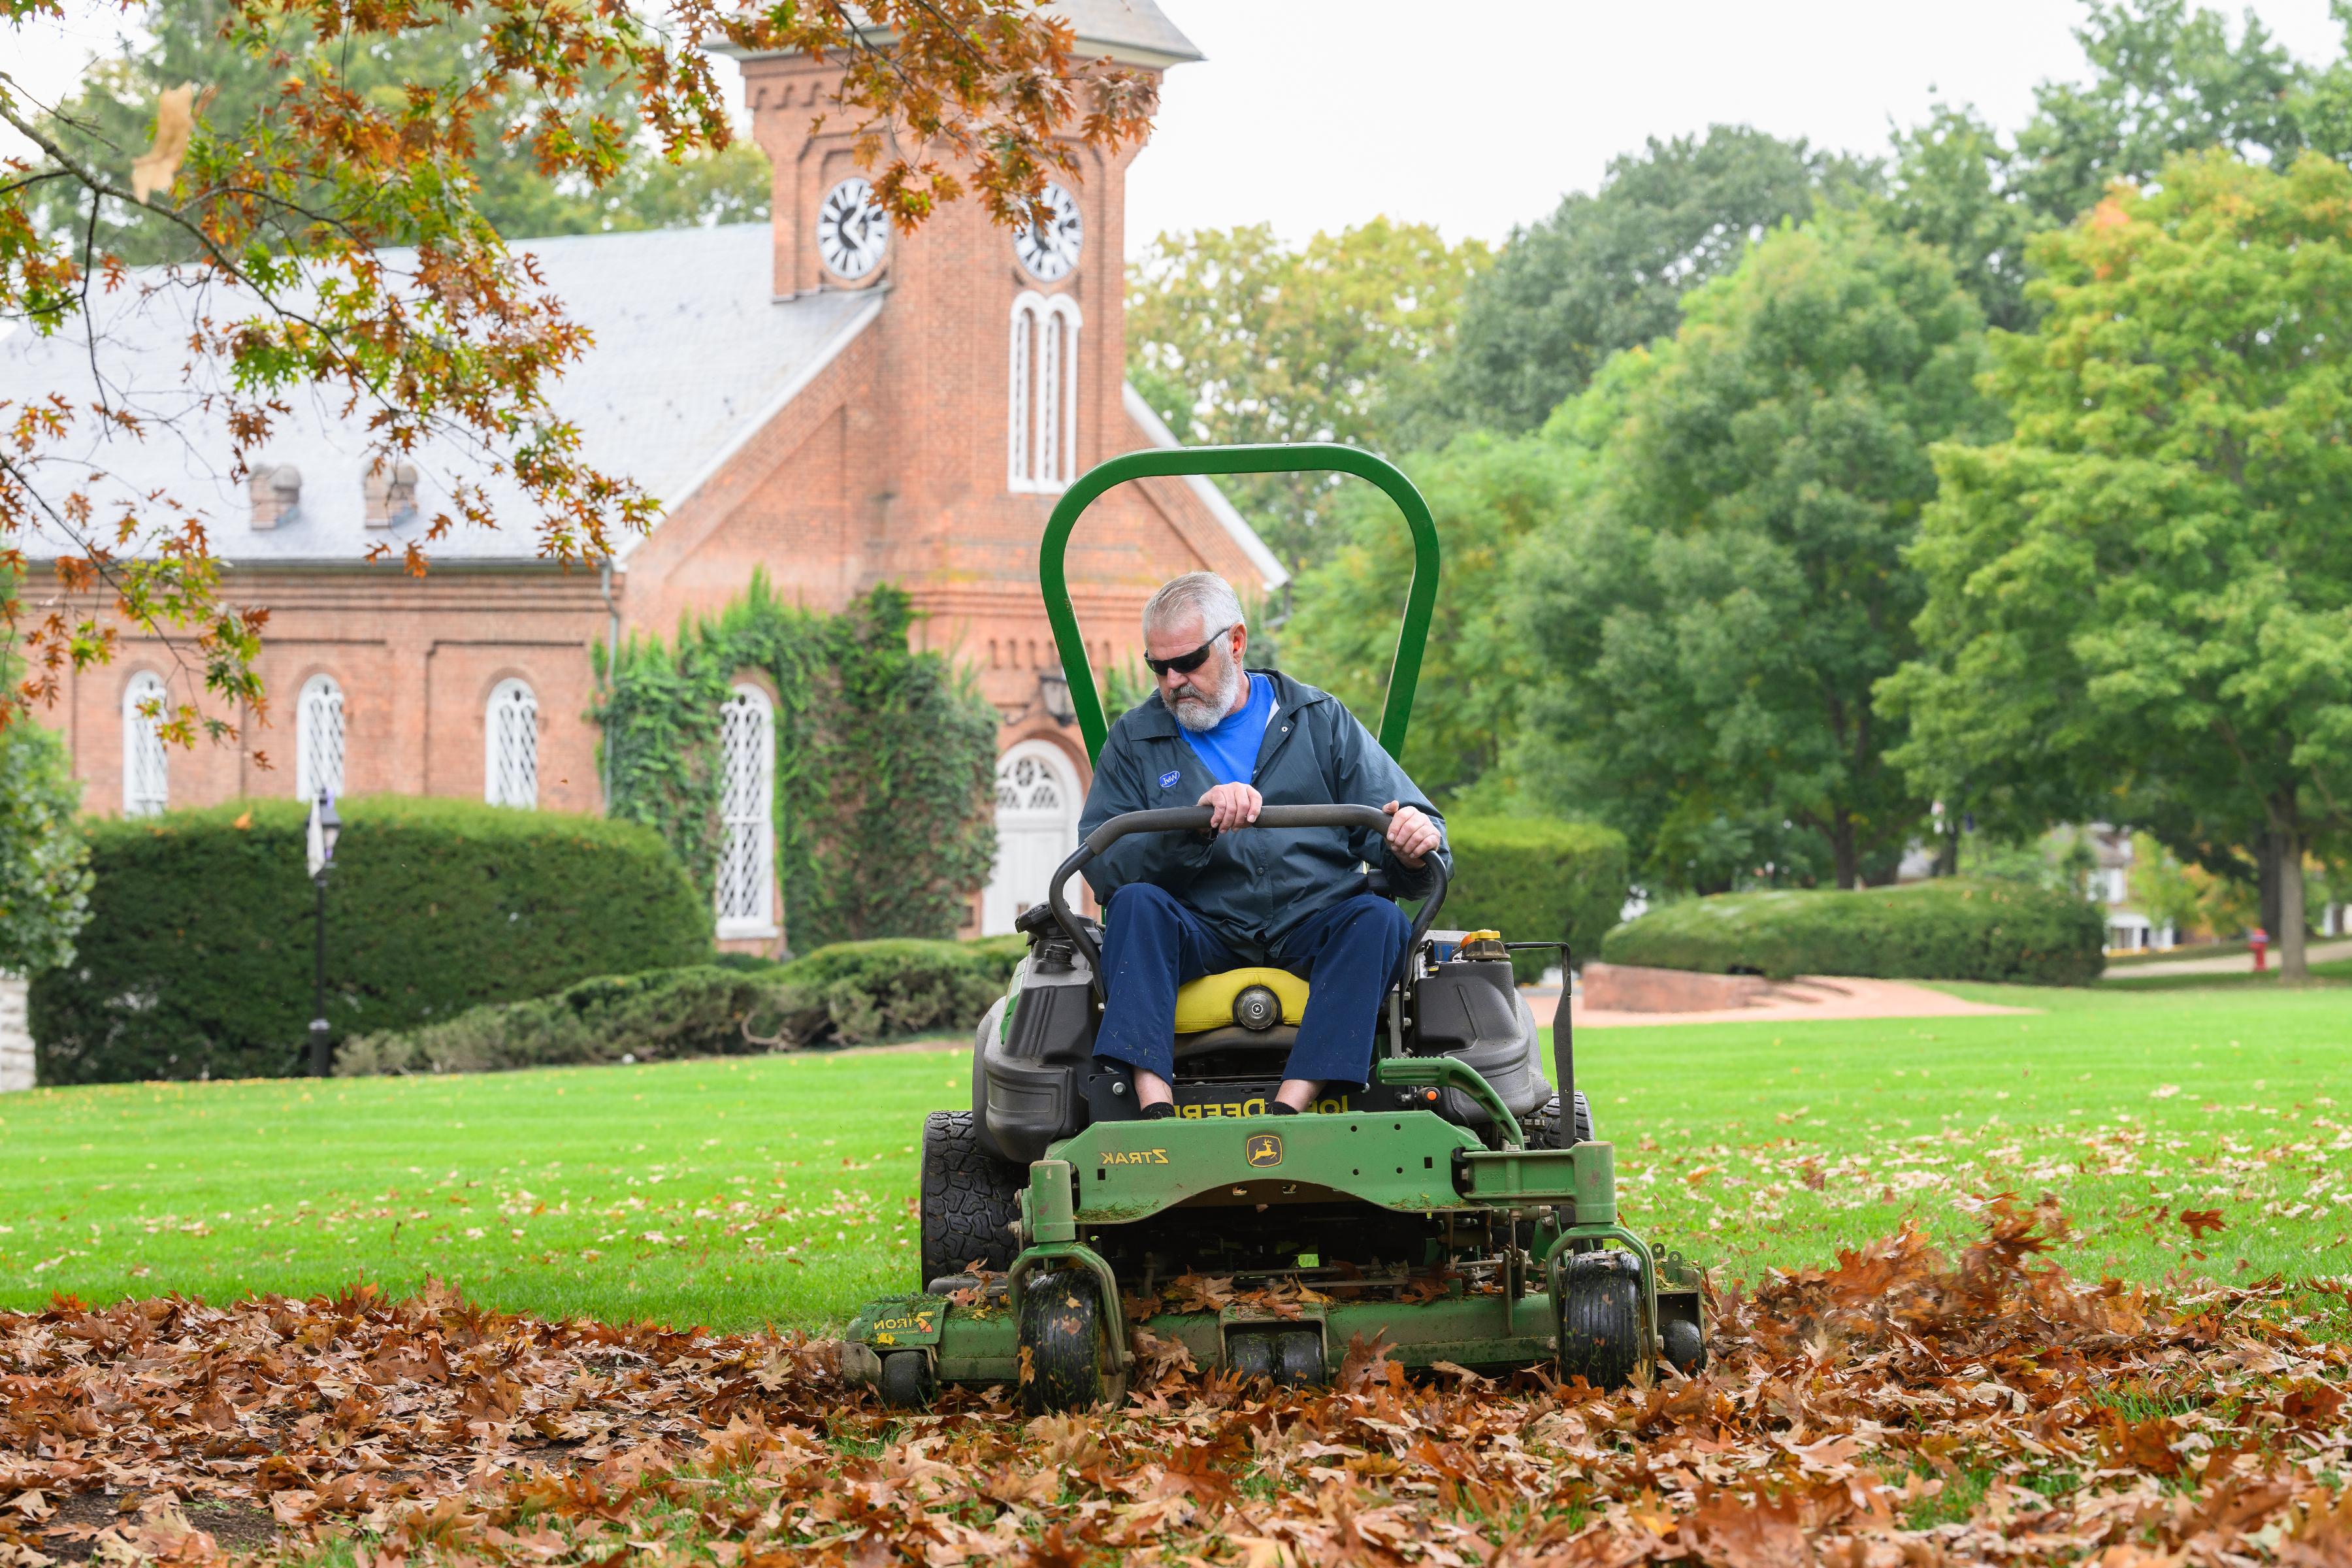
843;1105;1701;1401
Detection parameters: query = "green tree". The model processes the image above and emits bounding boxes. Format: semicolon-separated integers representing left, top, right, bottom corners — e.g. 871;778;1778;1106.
1126;218;1488;571
1884;152;2352;979
1429;125;1865;436
2012;0;2303;224
1878;105;2048;333
0;721;91;975
1512;216;1998;892
1281;427;1581;804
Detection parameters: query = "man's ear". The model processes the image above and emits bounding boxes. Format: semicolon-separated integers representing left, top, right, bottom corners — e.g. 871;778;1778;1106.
1230;621;1249;662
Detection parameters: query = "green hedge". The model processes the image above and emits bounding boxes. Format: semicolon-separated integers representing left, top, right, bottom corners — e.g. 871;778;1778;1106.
337;937;1023;1075
1441;817;1630;982
1598;878;2106;985
32;798;712;1085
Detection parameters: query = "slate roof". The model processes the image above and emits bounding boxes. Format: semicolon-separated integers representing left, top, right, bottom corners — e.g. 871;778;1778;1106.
1052;0;1203;66
0;223;881;564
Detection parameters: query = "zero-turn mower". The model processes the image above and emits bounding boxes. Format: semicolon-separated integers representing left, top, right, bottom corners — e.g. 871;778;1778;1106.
840;444;1705;1411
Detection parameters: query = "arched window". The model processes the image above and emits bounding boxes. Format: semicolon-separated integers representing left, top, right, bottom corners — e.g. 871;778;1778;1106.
122;671;169;817
1008;291;1081;493
485;678;538;808
980;741;1081;935
296;674;346;802
714;684;777;938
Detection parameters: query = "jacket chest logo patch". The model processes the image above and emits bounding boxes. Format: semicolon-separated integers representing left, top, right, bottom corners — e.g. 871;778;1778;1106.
1158;770;1181;789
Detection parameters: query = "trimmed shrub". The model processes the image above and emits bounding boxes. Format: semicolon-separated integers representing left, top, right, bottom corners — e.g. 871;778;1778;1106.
1598;878;2106;985
336;936;1024;1075
33;798;711;1085
335;966;781;1076
1442;817;1631;982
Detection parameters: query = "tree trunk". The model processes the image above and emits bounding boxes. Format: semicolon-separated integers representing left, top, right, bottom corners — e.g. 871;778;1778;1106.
2277;817;2309;982
2259;830;2284;943
1831;811;1859;890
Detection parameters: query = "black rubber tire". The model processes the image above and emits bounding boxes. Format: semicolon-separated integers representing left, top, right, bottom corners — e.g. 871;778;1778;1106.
1662;1316;1707;1376
1019;1267;1107;1414
878;1350;936;1410
919;1110;1024;1289
1275;1331;1323;1387
1228;1331;1275;1381
1531;1092;1595;1147
1558;1252;1643;1390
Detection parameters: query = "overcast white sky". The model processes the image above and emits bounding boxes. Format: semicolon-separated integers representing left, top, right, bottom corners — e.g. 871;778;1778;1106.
9;0;2348;256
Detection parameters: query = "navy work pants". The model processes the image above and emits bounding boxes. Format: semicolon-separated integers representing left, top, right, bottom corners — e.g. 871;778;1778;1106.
1092;882;1409;1088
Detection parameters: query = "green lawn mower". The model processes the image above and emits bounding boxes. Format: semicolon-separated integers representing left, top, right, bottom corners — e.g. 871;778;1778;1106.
840;444;1705;1411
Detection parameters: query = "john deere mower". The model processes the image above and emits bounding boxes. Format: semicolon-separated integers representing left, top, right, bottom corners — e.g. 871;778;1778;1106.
840;444;1705;1411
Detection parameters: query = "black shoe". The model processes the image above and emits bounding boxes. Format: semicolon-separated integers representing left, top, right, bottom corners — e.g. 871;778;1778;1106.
1143;1102;1176;1120
1268;1102;1301;1115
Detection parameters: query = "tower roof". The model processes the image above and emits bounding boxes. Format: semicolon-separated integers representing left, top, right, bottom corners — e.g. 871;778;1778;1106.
1050;0;1202;68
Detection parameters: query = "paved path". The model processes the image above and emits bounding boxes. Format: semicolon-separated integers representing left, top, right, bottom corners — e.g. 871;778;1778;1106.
2104;937;2352;979
1521;975;2032;1030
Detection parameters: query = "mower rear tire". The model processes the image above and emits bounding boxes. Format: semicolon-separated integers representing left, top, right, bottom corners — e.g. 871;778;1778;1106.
919;1111;1023;1288
1557;1251;1642;1390
1531;1092;1595;1147
877;1350;936;1411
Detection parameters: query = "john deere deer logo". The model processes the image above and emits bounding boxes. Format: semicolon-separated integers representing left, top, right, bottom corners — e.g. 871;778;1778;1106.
1245;1134;1282;1168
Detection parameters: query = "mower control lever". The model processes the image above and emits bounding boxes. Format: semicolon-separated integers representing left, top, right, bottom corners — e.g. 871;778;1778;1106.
1045;804;1450;1005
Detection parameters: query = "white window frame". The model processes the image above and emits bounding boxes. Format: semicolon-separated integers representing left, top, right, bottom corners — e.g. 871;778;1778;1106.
714;683;778;939
122;670;169;817
1008;290;1081;493
484;678;539;809
295;673;346;802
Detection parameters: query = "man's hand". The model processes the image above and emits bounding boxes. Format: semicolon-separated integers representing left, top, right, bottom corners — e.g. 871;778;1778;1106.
1199;782;1263;833
1384;801;1441;868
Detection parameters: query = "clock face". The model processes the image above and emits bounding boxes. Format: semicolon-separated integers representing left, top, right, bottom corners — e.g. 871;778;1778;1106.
1015;183;1083;280
816;177;889;280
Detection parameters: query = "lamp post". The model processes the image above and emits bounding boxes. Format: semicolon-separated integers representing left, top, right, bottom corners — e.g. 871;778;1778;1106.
304;789;342;1078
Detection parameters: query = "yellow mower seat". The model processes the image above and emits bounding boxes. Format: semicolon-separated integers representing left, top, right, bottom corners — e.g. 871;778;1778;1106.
1173;967;1309;1034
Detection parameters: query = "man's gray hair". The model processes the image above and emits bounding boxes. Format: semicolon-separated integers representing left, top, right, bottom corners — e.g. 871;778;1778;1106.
1142;572;1245;640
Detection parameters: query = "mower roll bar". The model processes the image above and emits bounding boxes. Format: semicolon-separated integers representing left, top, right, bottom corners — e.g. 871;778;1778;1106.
1043;804;1450;1004
1041;444;1439;765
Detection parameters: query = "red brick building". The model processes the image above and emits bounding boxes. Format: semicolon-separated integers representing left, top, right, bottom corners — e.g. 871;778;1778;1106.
1;0;1282;947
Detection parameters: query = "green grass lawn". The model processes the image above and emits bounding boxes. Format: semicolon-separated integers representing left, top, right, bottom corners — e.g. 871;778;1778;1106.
4;976;2348;1334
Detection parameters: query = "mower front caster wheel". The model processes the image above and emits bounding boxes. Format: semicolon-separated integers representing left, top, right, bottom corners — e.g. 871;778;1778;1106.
1556;1251;1643;1390
1662;1316;1707;1376
877;1350;936;1411
1018;1268;1120;1414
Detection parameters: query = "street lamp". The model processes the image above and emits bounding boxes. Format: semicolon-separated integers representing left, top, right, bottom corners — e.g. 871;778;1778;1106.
1037;669;1075;725
305;789;342;1078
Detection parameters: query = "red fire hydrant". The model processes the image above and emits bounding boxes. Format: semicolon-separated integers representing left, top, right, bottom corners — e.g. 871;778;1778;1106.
2251;926;2269;972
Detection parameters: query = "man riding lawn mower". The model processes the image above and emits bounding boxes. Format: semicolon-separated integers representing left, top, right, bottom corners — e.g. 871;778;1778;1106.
840;444;1705;1411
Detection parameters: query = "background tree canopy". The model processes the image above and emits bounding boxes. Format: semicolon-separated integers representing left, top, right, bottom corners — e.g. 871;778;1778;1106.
1139;0;2352;932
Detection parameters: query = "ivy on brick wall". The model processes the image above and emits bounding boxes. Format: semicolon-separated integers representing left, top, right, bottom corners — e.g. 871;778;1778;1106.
595;577;1000;949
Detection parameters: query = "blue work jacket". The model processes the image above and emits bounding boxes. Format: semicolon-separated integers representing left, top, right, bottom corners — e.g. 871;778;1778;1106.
1077;669;1450;963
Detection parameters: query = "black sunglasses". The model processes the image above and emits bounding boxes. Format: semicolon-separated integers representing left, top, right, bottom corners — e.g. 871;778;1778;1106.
1145;624;1236;679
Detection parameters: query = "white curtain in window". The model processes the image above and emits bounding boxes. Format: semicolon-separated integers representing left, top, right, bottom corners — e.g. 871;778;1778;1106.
122;671;169;817
1008;291;1081;493
715;685;776;937
296;674;346;802
485;678;538;808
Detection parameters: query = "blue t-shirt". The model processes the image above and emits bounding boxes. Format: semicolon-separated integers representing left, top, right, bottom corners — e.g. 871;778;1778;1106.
1180;673;1277;785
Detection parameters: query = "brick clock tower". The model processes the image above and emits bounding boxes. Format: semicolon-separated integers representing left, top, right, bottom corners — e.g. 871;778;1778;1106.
708;1;1284;932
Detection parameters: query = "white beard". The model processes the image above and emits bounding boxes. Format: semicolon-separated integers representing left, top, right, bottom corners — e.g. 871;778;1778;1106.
1164;645;1245;732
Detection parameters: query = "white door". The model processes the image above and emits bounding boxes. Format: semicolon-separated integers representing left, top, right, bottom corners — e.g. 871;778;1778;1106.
982;742;1079;936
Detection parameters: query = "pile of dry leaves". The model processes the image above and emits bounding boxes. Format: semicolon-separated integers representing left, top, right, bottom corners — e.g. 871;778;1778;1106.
3;1196;2348;1566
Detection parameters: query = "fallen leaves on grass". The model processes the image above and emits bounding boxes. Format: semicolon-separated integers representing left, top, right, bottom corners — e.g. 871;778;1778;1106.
1;1195;2348;1565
